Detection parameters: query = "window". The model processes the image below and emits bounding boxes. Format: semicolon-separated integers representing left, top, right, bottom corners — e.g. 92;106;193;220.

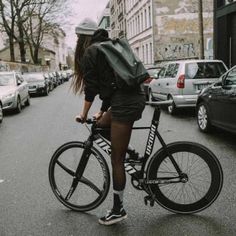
225;67;236;85
158;66;167;79
165;64;179;78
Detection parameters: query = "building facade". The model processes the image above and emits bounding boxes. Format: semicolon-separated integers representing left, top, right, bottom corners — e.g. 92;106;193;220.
109;0;214;65
126;0;153;66
110;0;126;39
153;0;213;64
41;27;67;70
214;0;236;67
98;2;111;35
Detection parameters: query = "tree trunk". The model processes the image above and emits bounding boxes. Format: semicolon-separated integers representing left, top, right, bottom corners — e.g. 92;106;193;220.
9;35;15;62
33;47;40;64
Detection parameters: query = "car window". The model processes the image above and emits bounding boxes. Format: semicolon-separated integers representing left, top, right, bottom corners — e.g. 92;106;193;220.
147;68;160;78
16;74;24;83
158;66;167;79
185;62;227;79
0;74;15;86
164;64;179;78
225;67;236;86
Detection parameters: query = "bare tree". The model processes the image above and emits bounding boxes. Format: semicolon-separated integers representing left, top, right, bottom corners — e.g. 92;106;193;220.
23;0;71;64
0;0;16;61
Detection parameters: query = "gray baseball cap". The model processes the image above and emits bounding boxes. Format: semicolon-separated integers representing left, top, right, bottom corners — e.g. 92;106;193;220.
75;18;98;35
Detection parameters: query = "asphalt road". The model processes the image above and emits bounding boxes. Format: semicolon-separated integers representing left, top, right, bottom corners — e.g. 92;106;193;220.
0;81;236;236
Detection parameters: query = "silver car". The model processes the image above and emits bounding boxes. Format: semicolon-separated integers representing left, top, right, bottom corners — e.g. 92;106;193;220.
149;60;228;114
0;71;30;113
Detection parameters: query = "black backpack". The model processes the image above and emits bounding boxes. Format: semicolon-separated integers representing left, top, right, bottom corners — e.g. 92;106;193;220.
97;38;149;88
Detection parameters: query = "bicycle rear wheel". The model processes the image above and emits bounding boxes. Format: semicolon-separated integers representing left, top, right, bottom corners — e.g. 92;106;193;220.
49;141;110;212
146;142;223;214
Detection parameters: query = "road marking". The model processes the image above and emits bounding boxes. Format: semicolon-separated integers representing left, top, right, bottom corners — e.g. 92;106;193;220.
0;179;4;183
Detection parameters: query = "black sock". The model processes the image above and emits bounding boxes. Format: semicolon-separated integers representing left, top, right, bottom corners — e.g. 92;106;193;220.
113;190;124;212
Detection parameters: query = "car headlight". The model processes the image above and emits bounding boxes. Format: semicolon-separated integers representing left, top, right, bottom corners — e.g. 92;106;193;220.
4;93;15;99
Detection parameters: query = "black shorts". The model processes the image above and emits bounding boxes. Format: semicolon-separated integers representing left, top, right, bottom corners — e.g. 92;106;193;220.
110;87;146;123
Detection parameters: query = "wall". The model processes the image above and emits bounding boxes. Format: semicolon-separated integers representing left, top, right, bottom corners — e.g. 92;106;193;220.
153;0;213;62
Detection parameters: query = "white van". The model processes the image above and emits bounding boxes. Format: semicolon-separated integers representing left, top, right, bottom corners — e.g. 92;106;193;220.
149;60;228;114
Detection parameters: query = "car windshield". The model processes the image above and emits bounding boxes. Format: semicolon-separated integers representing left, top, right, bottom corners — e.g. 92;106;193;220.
186;62;227;79
24;74;44;83
0;74;15;86
147;68;160;78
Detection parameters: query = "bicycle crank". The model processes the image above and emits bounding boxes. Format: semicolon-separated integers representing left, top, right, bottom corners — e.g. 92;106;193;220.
144;195;156;207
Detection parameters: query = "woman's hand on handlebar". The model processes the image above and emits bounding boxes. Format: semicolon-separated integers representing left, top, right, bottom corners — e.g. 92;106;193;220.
93;111;104;121
75;114;87;123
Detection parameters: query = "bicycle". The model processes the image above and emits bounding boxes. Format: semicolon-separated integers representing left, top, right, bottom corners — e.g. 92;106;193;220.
48;101;223;214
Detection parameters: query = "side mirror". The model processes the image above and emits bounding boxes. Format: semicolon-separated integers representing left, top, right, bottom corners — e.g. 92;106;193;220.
17;80;22;86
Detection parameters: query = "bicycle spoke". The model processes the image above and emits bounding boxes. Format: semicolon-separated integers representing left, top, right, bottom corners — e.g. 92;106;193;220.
80;176;102;195
56;160;75;176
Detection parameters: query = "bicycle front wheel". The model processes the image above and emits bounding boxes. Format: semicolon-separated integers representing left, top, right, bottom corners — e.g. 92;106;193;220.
49;141;110;212
146;142;223;214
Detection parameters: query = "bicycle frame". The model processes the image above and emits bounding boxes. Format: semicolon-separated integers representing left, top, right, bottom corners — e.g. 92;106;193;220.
81;105;183;181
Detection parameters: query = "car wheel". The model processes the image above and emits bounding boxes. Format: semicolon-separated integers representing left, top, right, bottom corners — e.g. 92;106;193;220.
197;103;211;132
0;103;3;123
16;97;22;113
25;96;30;106
167;96;176;115
148;89;155;102
44;86;49;96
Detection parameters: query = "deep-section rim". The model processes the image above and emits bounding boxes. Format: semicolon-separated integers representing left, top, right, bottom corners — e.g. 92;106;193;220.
48;141;110;212
146;141;223;214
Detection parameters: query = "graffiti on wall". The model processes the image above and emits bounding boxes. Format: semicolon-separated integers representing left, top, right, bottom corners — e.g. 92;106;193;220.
156;43;197;61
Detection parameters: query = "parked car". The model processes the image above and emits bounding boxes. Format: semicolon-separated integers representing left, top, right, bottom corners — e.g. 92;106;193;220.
0;96;3;123
60;71;69;81
23;72;50;96
144;66;162;101
44;73;54;91
196;65;236;134
0;71;30;113
149;60;228;114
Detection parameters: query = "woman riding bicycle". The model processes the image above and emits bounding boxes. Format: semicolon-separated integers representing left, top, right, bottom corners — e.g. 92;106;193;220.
72;18;146;225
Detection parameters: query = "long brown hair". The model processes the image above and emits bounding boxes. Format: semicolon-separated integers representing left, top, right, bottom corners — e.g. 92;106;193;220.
71;34;92;94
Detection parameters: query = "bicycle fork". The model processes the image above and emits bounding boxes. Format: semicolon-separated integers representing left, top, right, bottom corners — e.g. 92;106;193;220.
65;140;93;201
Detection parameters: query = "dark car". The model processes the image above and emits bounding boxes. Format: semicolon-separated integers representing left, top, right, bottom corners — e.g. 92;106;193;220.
0;97;3;124
196;65;236;133
23;72;50;96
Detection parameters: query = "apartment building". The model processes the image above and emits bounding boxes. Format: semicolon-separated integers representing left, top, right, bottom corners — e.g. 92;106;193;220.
110;0;126;39
98;2;111;35
109;0;214;65
126;0;153;66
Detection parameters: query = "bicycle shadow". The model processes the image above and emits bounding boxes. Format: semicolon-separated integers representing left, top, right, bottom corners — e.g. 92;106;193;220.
50;210;235;236
134;213;233;236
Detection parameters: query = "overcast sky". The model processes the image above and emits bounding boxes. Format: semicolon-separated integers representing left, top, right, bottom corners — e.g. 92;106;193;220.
64;0;109;49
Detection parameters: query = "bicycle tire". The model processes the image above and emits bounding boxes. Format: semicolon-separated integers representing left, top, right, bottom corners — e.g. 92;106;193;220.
146;141;223;214
49;141;110;212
